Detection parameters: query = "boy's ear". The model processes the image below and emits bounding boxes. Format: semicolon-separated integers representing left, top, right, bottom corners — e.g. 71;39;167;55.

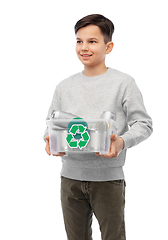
106;42;114;54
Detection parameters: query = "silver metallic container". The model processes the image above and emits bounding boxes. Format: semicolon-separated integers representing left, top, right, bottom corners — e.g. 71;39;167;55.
51;111;78;128
51;110;78;119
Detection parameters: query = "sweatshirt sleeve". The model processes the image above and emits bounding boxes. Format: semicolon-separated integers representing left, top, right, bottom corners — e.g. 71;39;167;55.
120;79;153;149
43;84;61;141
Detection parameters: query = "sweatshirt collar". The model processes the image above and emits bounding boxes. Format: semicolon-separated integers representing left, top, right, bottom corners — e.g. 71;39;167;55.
79;67;111;82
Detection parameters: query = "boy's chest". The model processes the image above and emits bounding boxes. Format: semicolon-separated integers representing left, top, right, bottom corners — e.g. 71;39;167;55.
60;83;122;119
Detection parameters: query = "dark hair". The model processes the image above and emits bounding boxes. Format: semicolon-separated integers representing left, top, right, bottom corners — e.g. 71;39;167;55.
74;14;114;44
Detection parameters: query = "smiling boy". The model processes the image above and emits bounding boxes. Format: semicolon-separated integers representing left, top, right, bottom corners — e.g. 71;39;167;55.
76;24;114;76
44;14;153;240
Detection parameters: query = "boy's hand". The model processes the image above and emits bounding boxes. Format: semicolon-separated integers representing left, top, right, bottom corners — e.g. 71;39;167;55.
45;135;66;156
95;134;124;158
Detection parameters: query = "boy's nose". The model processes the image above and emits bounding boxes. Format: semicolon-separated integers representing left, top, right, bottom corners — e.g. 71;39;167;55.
81;42;89;51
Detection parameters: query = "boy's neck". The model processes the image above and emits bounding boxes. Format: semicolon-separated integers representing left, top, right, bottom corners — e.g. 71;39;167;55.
83;64;108;77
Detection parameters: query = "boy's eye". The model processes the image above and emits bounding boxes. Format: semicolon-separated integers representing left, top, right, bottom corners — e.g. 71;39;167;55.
77;41;82;44
90;41;96;43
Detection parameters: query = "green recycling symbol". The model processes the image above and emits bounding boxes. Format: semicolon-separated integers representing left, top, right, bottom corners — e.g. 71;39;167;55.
66;124;90;149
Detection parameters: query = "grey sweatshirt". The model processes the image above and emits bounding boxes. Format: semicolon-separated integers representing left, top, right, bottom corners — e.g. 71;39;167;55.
44;68;153;181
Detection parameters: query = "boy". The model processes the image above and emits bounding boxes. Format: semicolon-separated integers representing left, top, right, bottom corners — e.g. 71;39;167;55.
44;14;153;240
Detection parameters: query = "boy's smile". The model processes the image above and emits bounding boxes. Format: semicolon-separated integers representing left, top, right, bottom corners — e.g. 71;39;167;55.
80;54;92;60
76;25;113;76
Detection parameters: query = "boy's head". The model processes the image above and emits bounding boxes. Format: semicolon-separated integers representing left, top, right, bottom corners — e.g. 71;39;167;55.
75;14;114;71
75;14;114;44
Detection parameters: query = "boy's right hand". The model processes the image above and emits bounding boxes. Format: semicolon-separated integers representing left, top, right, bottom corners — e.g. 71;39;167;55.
45;135;66;156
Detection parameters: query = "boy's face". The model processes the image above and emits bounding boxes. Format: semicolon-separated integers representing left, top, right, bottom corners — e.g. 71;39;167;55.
76;25;113;67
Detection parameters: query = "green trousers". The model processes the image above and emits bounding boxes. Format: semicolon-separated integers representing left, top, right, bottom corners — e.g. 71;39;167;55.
61;176;126;240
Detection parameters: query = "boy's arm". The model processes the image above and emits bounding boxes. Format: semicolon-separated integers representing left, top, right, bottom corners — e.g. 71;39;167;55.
97;78;153;158
43;85;61;142
120;78;153;149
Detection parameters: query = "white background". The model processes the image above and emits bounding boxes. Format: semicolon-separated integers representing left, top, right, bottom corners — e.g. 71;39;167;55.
0;0;167;239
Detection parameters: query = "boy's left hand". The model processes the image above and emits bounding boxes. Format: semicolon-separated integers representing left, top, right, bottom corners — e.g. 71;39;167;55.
95;134;124;158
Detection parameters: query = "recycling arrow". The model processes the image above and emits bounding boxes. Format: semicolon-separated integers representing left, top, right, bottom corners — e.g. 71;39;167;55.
66;124;90;149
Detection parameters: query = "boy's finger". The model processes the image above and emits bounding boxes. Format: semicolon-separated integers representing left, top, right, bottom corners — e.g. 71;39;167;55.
110;143;116;157
111;134;117;142
53;152;66;156
45;142;51;155
59;152;66;156
45;135;49;142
